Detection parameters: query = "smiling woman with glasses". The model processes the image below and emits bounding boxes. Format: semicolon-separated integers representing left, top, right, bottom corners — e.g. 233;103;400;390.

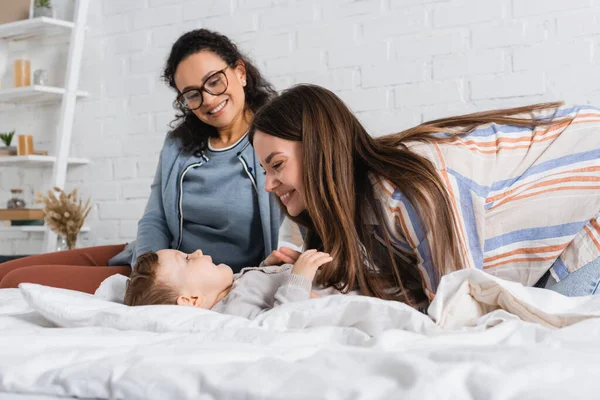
108;28;303;274
0;29;302;295
177;66;229;111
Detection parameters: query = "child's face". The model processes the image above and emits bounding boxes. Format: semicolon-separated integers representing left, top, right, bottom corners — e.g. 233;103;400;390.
156;249;234;307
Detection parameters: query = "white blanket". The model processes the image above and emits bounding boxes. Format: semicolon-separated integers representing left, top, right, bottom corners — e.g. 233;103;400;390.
1;269;600;400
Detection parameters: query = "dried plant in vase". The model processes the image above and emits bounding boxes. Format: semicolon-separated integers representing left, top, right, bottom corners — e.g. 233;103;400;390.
36;187;92;250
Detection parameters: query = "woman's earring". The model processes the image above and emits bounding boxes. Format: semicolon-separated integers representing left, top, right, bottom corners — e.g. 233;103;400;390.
242;79;246;86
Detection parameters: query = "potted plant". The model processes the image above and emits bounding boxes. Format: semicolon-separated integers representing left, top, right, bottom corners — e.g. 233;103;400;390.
0;130;16;156
33;0;54;18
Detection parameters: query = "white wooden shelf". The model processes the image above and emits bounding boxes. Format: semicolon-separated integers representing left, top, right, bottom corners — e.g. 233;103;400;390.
0;1;92;253
0;86;89;104
0;225;90;233
0;155;90;166
0;17;74;41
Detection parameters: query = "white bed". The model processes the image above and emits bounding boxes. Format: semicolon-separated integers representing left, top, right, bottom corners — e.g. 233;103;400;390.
1;269;600;400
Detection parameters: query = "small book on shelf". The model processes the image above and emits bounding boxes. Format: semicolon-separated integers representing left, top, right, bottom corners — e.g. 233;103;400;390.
0;208;44;221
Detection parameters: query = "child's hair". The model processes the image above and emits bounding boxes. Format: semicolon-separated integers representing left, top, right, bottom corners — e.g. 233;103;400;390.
124;251;180;306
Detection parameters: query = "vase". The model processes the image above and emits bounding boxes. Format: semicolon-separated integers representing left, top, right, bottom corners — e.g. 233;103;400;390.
56;235;68;252
56;233;78;251
33;7;55;18
65;233;78;250
0;146;17;156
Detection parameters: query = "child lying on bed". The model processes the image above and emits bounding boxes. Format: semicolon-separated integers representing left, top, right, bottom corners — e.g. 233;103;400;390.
123;249;333;319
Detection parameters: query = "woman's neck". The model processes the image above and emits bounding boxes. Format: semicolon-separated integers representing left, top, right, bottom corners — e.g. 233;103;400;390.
212;109;253;148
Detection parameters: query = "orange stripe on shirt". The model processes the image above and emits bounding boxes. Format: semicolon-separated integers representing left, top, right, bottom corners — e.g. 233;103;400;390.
448;117;600;154
589;218;600;235
388;206;417;249
450;120;571;147
375;180;417;247
483;243;569;264
584;225;600;253
486;166;600;205
449;132;561;154
433;143;472;270
483;255;559;269
488;183;600;211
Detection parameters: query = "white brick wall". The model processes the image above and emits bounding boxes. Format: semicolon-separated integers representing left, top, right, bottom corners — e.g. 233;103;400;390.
2;0;600;254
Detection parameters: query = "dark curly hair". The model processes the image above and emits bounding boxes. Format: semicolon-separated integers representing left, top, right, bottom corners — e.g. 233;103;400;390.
162;29;277;154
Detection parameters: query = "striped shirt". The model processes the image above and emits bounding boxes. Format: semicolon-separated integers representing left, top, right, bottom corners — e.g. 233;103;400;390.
371;105;600;299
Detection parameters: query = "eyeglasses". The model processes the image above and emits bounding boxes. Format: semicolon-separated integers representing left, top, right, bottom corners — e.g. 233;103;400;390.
177;66;229;111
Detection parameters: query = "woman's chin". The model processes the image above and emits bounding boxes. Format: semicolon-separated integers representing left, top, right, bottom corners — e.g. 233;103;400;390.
285;203;305;217
196;111;233;129
287;209;299;217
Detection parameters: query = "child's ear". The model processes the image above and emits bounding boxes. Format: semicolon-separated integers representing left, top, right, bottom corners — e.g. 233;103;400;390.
176;295;204;308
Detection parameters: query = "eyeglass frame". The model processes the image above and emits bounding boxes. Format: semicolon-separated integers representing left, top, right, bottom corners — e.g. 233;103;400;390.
176;65;231;111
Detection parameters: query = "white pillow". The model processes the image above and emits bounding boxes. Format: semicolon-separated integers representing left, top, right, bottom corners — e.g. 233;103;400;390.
18;283;248;333
94;273;129;303
18;282;435;336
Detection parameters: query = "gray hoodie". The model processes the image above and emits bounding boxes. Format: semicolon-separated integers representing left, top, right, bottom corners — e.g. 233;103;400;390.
108;132;283;267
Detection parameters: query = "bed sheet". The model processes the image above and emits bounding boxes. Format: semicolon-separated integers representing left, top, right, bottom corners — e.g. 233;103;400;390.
1;269;600;400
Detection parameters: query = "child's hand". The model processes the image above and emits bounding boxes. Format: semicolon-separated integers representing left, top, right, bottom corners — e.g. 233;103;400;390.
263;246;302;266
291;249;332;282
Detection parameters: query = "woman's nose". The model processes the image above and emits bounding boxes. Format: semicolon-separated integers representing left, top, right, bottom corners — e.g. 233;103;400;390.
201;91;219;109
264;174;278;192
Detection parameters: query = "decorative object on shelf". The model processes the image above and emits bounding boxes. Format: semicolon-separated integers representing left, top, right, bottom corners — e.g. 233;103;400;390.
0;130;17;155
13;57;31;87
55;235;68;251
16;134;34;155
11;219;44;226
0;207;44;226
36;186;91;250
32;0;55;18
33;69;47;85
7;189;26;209
0;147;16;155
0;40;8;90
0;130;15;146
0;208;44;219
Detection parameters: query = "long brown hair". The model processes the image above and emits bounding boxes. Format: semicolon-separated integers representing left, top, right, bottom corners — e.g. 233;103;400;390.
249;84;564;306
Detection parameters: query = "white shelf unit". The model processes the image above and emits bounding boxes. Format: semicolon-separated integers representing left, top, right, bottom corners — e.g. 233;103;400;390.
0;225;90;233
0;155;90;166
0;85;88;104
0;3;91;253
0;17;74;41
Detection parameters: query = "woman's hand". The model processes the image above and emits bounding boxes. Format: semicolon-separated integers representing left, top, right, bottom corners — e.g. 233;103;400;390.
291;249;333;282
263;246;302;266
